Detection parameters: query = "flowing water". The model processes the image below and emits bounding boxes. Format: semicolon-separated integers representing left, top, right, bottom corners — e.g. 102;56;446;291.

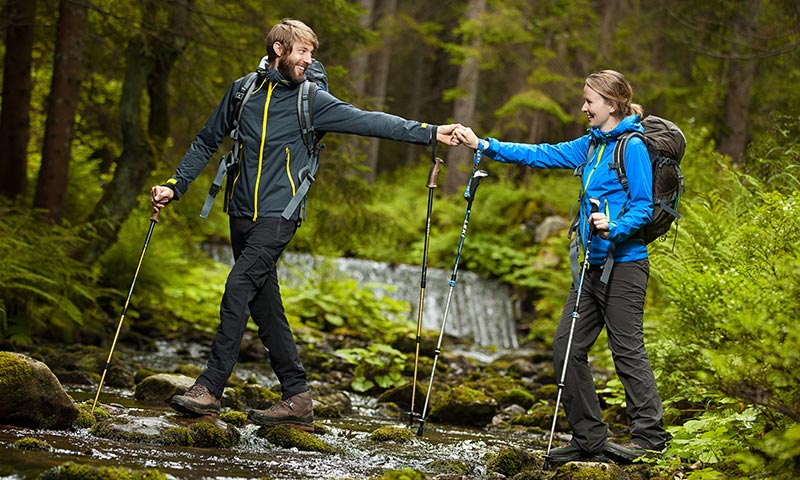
0;341;548;480
205;247;519;349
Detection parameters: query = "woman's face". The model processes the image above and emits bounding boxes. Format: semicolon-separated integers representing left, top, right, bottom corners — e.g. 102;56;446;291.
582;85;617;131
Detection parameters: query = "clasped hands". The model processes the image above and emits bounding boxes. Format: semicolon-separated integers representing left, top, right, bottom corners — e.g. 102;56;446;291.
435;124;481;149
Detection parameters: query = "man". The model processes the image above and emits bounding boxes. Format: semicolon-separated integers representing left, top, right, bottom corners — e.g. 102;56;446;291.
150;18;460;431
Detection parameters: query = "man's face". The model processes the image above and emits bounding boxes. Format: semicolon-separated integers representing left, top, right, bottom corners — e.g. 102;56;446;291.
277;40;314;84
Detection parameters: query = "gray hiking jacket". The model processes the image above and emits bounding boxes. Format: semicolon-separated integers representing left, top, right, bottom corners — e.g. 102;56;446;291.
166;68;438;221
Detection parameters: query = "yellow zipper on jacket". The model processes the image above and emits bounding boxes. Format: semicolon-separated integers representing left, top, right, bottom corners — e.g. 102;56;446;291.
582;143;606;195
253;82;277;220
285;147;296;195
228;77;265;212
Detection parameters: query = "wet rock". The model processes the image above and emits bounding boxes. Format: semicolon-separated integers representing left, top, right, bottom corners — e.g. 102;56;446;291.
429;385;498;427
0;351;79;429
369;425;414;442
486;447;542;477
256;424;337;453
13;437;52;451
314;388;353;418
91;414;240;448
554;460;623;479
133;373;194;404
38;461;166;480
225;382;280;410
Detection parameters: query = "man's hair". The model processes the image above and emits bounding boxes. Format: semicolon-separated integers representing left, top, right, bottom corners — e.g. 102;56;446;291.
585;70;644;118
265;18;319;59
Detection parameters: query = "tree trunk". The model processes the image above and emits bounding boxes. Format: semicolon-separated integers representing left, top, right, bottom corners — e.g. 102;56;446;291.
444;0;486;195
344;0;375;174
0;0;36;200
76;0;191;265
363;0;398;182
718;0;759;166
32;0;87;222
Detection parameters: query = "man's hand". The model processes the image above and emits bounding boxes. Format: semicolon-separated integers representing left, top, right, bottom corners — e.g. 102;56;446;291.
151;185;175;214
589;212;610;239
436;123;463;146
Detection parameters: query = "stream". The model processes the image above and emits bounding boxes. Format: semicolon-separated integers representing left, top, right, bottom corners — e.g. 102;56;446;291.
0;341;554;480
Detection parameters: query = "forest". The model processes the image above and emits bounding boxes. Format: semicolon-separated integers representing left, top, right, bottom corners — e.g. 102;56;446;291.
1;0;799;478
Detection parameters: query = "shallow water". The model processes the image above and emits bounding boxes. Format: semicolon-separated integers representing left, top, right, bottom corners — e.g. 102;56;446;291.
0;390;547;480
0;341;553;479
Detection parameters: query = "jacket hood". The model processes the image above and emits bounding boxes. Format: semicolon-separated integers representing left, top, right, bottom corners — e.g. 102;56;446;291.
588;115;643;143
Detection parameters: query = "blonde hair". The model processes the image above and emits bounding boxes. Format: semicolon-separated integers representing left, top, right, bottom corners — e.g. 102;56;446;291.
265;18;319;59
585;70;644;118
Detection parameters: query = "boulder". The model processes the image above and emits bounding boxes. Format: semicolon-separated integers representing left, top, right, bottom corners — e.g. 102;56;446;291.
0;351;79;429
134;373;195;404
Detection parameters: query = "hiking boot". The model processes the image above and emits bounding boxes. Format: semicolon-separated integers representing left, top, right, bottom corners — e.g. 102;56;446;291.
604;440;661;464
170;383;221;416
248;390;314;431
544;443;608;469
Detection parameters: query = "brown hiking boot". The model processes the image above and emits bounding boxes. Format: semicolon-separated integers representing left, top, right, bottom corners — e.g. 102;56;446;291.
248;390;314;431
170;383;221;416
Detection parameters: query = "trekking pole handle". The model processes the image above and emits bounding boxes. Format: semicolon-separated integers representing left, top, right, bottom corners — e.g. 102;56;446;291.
588;197;600;235
464;170;489;203
150;210;160;223
427;157;444;189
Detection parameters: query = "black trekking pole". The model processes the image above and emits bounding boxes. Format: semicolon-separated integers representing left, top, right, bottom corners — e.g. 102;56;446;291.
408;152;445;427
543;197;600;465
416;168;489;436
91;210;160;414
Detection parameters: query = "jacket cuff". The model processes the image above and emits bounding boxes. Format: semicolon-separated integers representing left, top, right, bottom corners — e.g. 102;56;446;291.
162;178;182;200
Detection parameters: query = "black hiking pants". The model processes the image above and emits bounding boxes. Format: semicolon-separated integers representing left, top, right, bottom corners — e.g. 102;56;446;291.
197;216;308;400
552;258;668;453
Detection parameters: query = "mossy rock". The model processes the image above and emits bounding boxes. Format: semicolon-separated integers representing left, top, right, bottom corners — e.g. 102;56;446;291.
425;458;470;476
554;461;622;479
38;461;167;480
220;410;248;427
0;351;79;429
495;388;536;409
73;400;112;429
374;469;426;480
256;425;336;453
429;385;497;427
161;427;193;446
133;373;195;404
369;425;415;442
189;421;241;448
227;383;280;410
13;437;52;451
485;447;541;477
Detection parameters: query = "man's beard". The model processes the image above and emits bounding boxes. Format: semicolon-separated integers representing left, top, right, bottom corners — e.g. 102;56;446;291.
277;57;304;83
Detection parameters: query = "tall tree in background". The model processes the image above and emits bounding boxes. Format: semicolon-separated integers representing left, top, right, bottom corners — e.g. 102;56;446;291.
0;0;36;200
76;0;192;265
444;0;485;195
32;0;86;222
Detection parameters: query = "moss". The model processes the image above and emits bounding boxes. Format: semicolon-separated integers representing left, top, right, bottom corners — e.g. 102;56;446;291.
220;410;247;427
485;447;539;478
495;388;535;409
257;425;336;453
426;458;470;475
161;427;193;446
73;401;111;429
555;462;618;480
90;419;153;444
13;437;52;451
189;421;240;448
133;368;157;384
38;461;167;480
375;469;426;480
0;351;34;403
173;364;203;377
369;425;415;443
231;383;280;410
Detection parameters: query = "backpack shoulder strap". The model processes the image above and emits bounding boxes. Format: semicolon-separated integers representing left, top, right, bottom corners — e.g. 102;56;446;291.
297;80;318;154
231;71;261;137
610;131;644;193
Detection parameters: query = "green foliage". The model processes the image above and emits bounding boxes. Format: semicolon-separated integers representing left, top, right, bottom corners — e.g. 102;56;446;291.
283;258;411;341
0;207;106;344
335;344;407;392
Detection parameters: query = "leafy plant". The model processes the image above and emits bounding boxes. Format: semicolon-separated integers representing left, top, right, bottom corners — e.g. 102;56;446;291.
335;343;407;392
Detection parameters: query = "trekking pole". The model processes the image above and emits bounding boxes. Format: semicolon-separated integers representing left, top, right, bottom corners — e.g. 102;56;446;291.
544;198;600;463
416;168;489;436
408;152;445;427
91;210;160;414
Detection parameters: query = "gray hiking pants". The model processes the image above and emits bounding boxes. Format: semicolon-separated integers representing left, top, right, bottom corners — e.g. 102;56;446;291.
552;258;668;453
197;216;308;399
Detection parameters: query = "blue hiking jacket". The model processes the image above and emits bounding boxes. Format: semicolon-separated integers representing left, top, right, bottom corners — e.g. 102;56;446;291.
482;115;652;265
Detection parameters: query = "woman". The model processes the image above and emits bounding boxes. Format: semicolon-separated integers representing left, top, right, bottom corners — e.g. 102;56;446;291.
455;70;669;465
